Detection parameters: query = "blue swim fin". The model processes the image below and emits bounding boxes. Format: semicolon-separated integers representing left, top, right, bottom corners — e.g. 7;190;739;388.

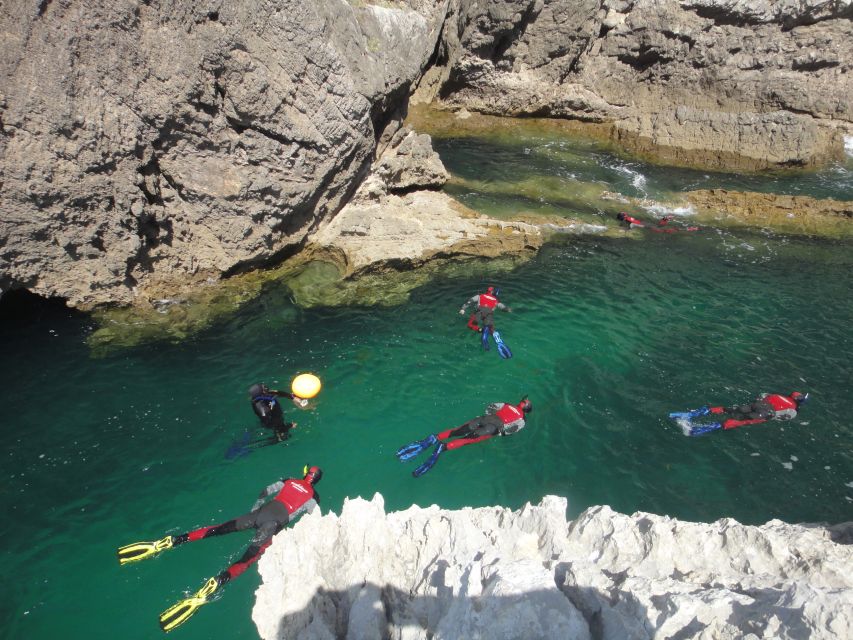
396;435;438;461
481;326;491;351
413;442;446;477
688;422;722;436
224;431;253;460
669;406;710;420
493;331;512;359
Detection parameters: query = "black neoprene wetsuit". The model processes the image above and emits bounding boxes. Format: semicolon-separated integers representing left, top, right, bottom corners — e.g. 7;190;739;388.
725;400;774;421
449;414;504;439
250;388;297;441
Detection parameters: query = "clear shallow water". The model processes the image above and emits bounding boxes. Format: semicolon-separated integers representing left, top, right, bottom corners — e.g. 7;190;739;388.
435;130;853;221
2;139;853;640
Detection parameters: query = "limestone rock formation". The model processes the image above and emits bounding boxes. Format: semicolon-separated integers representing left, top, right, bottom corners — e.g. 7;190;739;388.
3;0;851;310
431;0;853;170
253;494;853;640
0;0;448;307
309;124;542;274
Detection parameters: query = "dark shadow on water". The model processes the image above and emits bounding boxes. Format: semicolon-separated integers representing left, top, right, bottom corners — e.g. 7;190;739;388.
0;288;77;327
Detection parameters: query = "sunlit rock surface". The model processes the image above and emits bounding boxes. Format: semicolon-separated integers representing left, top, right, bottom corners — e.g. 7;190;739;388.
253;494;853;640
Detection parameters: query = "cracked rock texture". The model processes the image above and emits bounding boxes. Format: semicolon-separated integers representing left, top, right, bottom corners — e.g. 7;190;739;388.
426;0;853;170
0;0;447;307
309;124;544;273
2;0;851;309
254;494;853;640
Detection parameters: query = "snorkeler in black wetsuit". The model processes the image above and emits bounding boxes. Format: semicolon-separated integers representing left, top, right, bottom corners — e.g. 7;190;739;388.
249;383;307;442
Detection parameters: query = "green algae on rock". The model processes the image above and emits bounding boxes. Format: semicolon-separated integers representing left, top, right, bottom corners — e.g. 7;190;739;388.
684;190;853;238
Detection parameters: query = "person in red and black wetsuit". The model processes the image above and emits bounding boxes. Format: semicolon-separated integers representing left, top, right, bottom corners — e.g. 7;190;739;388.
438;398;531;449
616;212;648;229
459;286;512;334
176;465;322;587
118;466;323;630
396;398;532;476
678;392;808;436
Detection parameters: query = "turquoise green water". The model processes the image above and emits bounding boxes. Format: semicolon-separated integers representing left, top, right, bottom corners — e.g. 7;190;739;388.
2;136;852;639
436;131;853;221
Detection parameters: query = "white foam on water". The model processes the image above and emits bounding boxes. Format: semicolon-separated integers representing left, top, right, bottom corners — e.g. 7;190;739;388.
790;455;799;462
782;462;793;470
641;203;696;217
606;161;649;194
845;135;853;157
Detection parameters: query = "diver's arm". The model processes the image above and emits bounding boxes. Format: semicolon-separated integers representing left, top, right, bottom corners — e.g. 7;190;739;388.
484;402;504;415
252;480;285;511
459;295;479;314
272;389;308;408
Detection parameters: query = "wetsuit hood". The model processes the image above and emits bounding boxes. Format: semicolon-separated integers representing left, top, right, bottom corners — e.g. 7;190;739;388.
249;383;269;398
303;465;323;485
790;392;808;405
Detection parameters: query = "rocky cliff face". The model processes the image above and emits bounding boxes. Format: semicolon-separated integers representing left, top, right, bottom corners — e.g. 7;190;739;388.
253;494;853;640
426;0;853;170
0;0;447;307
2;0;851;309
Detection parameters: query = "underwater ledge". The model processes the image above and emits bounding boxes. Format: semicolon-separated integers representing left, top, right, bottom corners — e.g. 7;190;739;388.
253;494;853;640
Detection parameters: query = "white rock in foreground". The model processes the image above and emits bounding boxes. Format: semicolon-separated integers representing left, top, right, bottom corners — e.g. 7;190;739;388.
253;495;853;640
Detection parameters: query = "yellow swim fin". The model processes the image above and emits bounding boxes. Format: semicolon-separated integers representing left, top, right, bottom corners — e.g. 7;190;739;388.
159;576;220;633
117;535;174;565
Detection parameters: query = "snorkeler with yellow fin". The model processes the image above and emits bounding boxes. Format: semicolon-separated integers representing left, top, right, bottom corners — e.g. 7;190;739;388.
117;466;323;632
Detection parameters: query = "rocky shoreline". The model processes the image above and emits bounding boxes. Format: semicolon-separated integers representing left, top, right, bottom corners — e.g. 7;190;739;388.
2;0;851;312
253;494;853;640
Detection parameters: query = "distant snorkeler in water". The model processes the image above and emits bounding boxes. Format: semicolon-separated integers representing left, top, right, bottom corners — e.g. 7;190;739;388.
459;286;512;351
616;212;699;232
669;392;809;436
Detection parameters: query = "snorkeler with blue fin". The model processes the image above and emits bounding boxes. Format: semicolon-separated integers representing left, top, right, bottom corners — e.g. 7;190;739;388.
460;286;514;357
396;398;532;477
669;392;808;436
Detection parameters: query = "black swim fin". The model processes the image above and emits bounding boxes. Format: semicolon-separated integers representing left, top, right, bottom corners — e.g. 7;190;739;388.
413;442;446;477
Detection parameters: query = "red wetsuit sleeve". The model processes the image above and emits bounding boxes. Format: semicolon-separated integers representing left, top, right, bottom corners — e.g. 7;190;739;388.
722;418;767;430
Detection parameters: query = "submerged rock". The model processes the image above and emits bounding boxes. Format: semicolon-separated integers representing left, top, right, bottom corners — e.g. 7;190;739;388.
685;189;853;236
253;494;853;640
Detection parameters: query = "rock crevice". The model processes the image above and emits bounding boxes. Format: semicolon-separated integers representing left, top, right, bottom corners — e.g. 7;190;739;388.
253;495;853;640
